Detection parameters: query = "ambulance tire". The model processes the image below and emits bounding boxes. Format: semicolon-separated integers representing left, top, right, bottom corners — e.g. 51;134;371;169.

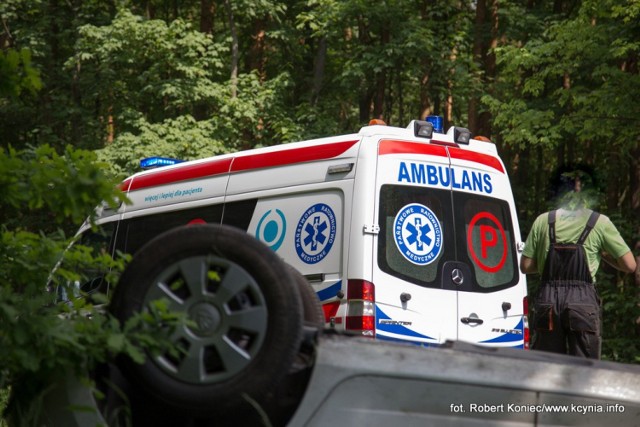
109;224;304;417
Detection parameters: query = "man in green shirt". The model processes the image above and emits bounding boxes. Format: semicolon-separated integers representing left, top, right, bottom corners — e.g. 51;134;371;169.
520;169;636;358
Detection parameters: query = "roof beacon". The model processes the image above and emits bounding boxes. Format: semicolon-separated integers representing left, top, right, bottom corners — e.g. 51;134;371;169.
140;156;184;170
425;115;444;133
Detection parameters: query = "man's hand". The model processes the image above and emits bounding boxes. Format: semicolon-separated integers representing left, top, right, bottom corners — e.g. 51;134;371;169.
520;255;537;274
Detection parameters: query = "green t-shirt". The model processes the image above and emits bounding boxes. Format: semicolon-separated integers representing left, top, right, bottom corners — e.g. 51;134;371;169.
522;208;631;279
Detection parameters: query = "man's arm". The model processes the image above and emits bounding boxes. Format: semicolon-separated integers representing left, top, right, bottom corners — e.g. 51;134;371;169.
602;251;637;274
520;255;537;274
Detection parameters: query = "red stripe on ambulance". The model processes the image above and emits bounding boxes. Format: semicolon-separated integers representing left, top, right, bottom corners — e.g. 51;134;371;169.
448;146;505;173
379;140;505;174
125;140;359;192
128;158;233;191
378;140;448;157
231;140;359;172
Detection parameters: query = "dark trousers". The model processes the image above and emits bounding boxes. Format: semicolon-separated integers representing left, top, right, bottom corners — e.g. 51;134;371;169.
532;282;601;359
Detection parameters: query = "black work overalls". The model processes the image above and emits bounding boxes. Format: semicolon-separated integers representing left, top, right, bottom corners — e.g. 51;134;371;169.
532;210;602;359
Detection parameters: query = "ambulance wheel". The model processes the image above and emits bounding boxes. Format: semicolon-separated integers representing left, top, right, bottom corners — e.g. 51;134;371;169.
110;224;304;417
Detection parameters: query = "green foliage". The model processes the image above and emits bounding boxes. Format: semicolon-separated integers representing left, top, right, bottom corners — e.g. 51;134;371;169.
69;10;303;174
0;0;119;150
0;145;125;232
0;48;42;99
0;389;7;427
599;212;640;362
98;114;225;177
96;71;302;177
295;0;476;125
69;10;228;136
488;0;640;159
213;72;303;147
600;275;640;363
0;145;181;424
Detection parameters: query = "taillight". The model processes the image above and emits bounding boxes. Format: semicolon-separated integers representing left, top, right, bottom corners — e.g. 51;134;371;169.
523;296;530;349
346;280;375;337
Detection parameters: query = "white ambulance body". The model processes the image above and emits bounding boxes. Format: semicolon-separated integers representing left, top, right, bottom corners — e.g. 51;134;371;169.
83;120;529;348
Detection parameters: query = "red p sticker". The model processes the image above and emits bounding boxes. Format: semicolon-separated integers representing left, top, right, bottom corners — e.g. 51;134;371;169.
480;225;498;258
467;212;507;273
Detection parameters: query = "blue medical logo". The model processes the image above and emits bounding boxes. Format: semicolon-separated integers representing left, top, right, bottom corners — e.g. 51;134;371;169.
256;209;287;251
394;203;443;265
295;203;336;264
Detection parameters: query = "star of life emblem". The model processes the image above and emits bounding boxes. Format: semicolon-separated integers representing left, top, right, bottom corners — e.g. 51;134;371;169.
393;203;443;265
295;203;336;264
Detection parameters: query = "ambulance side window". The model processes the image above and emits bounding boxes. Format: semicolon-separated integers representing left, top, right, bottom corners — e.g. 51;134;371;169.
122;204;223;255
56;223;116;301
377;184;454;288
221;199;258;230
80;223;116;256
455;194;518;291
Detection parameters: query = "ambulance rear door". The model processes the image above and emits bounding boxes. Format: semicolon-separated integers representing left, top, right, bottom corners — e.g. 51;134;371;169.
373;139;458;345
448;146;525;347
372;139;525;347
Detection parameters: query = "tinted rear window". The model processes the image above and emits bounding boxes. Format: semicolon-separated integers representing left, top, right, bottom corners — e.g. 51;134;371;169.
378;184;518;292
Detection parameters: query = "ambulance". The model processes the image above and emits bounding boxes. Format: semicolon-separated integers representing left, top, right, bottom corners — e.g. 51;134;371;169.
80;117;529;348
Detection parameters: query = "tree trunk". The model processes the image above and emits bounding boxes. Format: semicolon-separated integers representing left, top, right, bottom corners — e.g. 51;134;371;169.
357;15;373;123
396;63;404;125
200;0;215;35
372;22;389;121
247;18;267;82
468;0;487;134
477;0;498;137
418;0;434;120
143;0;155;19
359;90;373;124
195;1;216;120
372;72;386;121
630;147;640;288
469;0;497;137
224;0;238;98
311;37;327;107
535;145;544;213
631;146;640;212
445;48;457;128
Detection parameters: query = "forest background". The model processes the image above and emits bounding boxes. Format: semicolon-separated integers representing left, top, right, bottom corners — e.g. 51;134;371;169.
1;0;640;419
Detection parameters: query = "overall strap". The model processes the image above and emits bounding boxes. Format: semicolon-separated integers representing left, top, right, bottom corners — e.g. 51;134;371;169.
577;211;600;245
547;210;557;244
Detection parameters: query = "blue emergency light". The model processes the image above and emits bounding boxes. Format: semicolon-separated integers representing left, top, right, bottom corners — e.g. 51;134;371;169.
140;156;184;170
425;115;444;133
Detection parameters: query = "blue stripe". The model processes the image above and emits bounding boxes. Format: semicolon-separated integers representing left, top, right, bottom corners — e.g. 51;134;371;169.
316;281;342;301
479;318;525;347
376;305;435;340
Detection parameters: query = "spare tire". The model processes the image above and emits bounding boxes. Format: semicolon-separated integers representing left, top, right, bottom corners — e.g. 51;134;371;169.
110;224;304;416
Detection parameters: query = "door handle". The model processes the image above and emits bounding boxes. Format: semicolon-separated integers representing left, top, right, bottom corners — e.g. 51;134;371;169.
460;316;484;325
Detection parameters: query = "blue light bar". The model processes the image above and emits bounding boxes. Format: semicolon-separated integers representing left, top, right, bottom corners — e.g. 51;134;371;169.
425;115;444;133
140;156;184;170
